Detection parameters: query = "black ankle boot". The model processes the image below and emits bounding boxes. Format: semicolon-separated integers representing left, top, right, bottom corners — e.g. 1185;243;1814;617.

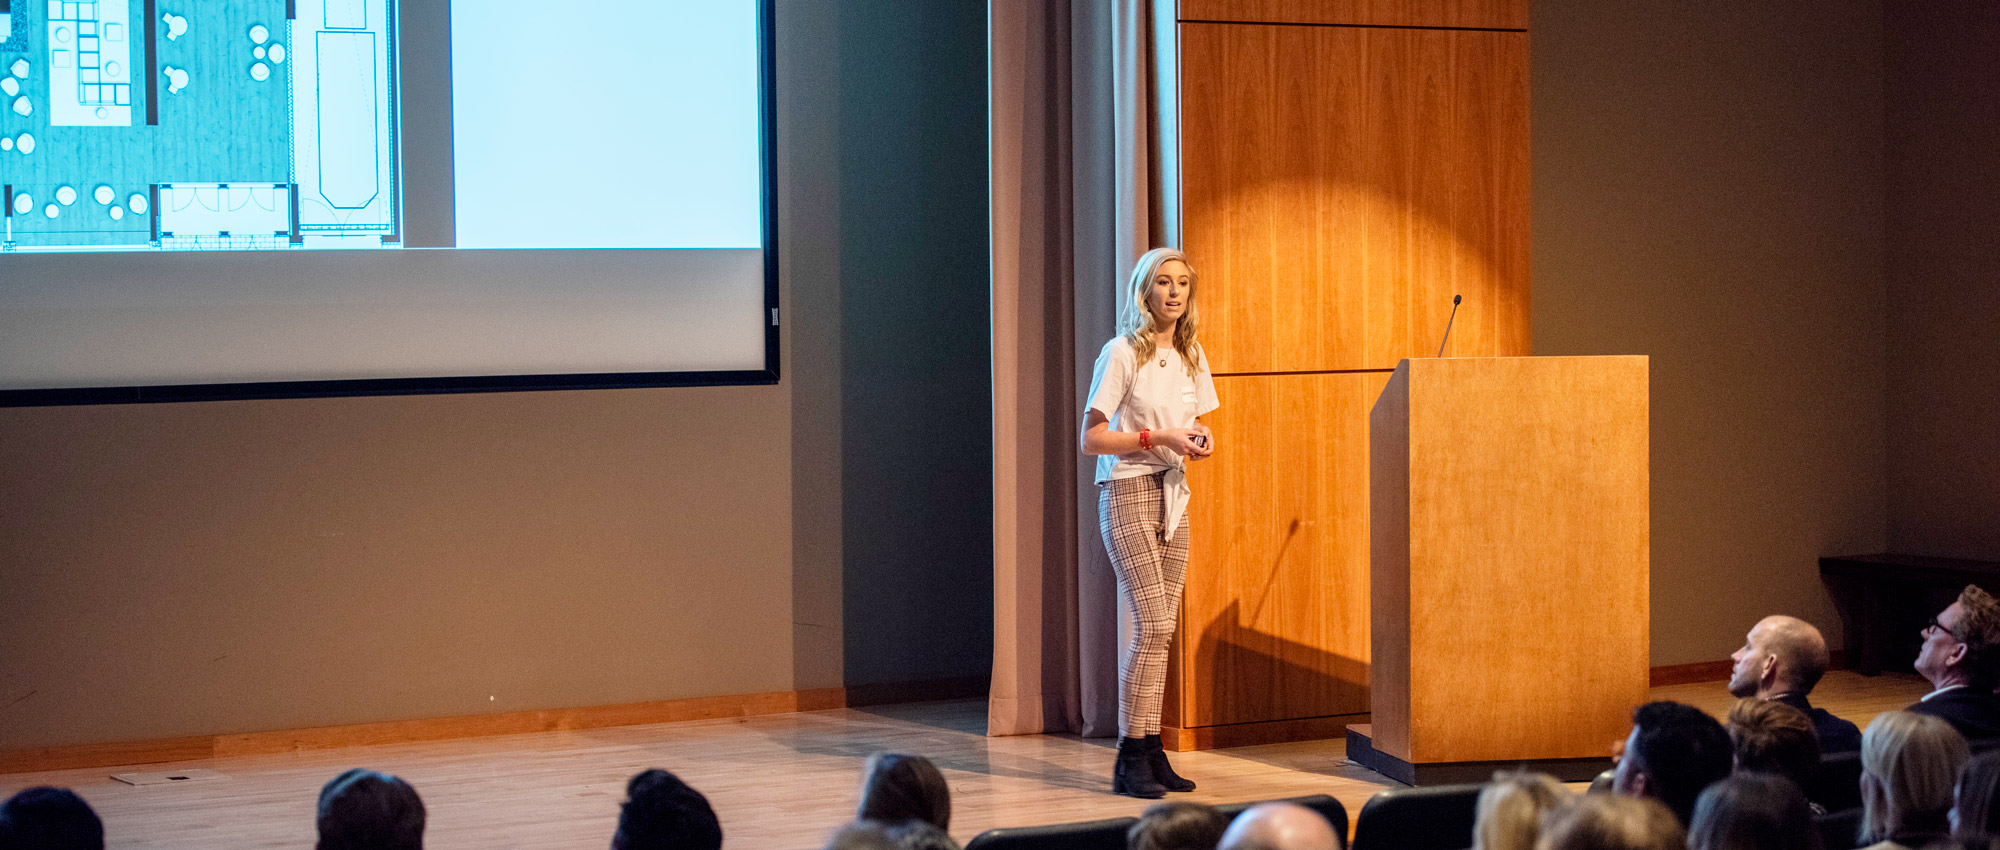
1142;734;1196;792
1113;736;1166;798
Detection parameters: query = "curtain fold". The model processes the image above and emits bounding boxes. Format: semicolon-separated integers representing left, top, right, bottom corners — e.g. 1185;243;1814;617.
990;0;1154;738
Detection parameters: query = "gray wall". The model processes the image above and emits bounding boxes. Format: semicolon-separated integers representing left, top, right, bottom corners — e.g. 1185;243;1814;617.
0;0;993;750
1884;2;2000;562
1533;0;1890;664
835;2;995;689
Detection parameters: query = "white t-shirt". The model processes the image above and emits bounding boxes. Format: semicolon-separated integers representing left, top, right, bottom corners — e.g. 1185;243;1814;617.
1085;337;1221;485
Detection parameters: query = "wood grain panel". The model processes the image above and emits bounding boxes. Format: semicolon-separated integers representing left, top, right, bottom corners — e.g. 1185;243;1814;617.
1178;23;1530;373
1170;372;1389;730
1372;357;1650;764
1179;0;1528;30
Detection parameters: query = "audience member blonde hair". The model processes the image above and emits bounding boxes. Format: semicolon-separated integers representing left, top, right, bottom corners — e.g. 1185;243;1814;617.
1534;795;1685;850
1861;710;1968;847
1686;773;1820;850
1473;771;1570;850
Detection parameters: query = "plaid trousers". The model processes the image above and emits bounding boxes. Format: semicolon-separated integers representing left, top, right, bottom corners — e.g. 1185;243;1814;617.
1099;471;1190;738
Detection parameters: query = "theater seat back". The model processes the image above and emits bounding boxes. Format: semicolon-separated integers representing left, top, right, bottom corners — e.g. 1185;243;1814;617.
964;816;1135;850
1815;807;1862;850
1350;783;1484;850
1809;750;1864;813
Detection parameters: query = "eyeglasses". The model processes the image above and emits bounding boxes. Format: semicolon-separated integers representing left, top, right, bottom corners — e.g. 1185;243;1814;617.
1928;616;1964;642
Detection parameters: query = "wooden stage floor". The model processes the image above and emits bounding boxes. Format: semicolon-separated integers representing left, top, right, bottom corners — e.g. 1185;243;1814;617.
0;672;1931;850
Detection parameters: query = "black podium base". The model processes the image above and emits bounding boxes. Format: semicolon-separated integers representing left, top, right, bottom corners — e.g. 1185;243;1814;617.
1345;724;1612;786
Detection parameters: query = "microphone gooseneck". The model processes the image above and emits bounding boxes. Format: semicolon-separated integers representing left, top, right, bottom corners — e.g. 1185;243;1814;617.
1435;294;1462;358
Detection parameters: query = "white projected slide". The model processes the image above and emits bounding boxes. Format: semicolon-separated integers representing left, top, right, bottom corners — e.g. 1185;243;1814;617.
0;0;772;396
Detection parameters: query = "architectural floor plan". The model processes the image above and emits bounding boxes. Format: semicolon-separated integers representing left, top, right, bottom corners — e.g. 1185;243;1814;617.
0;0;399;250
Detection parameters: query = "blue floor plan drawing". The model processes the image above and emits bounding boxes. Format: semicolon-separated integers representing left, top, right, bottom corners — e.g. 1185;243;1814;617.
0;0;399;251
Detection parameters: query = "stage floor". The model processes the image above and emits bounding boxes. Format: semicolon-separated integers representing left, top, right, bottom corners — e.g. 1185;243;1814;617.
0;672;1931;849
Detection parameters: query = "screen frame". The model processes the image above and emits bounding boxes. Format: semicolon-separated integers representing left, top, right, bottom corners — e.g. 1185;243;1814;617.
0;0;780;407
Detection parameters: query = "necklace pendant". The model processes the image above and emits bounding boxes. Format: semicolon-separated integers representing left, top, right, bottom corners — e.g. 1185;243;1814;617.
1159;358;1167;367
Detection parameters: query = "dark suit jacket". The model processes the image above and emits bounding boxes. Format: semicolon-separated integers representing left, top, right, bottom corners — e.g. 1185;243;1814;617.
1907;686;2000;740
1772;692;1862;753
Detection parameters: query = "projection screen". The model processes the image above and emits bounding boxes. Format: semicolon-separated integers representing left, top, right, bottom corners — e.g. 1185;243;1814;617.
0;0;776;404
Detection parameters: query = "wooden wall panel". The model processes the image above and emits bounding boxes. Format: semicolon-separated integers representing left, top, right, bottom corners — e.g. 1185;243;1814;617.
1178;24;1530;373
1171;372;1388;729
1178;0;1527;30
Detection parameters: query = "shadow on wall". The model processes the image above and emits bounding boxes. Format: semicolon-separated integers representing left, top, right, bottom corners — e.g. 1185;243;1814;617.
1179;600;1370;729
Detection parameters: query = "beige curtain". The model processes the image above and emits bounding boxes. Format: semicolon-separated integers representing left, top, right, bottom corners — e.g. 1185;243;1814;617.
989;0;1156;737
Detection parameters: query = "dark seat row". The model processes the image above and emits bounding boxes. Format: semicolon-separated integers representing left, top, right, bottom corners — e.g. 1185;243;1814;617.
964;794;1354;850
962;783;1492;850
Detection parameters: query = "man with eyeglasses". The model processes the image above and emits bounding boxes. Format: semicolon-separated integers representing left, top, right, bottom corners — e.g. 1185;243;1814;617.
1907;584;2000;740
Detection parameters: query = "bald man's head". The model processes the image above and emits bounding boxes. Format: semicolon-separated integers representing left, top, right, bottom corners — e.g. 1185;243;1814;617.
1726;616;1830;700
1218;803;1338;850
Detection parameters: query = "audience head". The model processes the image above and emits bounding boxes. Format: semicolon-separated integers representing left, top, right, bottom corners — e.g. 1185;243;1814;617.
825;822;898;850
316;769;424;850
1861;710;1969;844
1727;616;1832;699
1611;701;1733;827
1685;773;1820;850
1217;802;1338;850
857;753;951;831
1953;749;2000;837
1918;585;2000;689
612;768;722;850
881;820;959;850
1128;802;1229;850
1534;794;1685;850
1724;697;1821;791
1472;771;1570;850
0;787;103;850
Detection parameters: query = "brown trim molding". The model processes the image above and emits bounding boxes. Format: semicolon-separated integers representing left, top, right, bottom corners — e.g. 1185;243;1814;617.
0;678;990;775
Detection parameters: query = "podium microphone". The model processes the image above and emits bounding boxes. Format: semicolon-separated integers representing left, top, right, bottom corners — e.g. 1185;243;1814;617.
1434;294;1462;358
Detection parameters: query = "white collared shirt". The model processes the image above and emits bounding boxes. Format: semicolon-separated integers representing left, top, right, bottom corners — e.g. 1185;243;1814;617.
1921;683;1968;702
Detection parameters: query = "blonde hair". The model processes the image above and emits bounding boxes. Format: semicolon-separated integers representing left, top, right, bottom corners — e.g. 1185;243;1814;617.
1860;710;1967;844
1473;771;1570;850
1119;248;1202;376
1534;795;1685;850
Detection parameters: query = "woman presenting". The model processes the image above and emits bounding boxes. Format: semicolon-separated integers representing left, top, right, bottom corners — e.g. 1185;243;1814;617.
1080;247;1219;798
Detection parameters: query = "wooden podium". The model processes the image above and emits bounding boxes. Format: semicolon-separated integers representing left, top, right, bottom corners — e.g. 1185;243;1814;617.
1345;356;1650;785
